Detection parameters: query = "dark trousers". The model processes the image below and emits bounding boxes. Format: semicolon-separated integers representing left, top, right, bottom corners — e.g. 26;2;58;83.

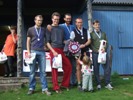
92;50;112;85
4;56;14;75
68;56;76;85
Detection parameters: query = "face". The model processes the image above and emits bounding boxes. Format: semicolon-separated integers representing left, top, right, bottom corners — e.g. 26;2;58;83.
93;22;100;31
64;15;72;25
34;17;43;27
52;16;60;26
75;18;83;29
10;29;16;33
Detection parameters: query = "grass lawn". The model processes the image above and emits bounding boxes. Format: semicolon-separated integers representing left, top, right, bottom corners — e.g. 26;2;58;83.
0;74;133;100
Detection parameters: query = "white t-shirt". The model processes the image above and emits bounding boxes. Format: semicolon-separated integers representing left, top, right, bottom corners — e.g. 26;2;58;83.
70;28;91;40
79;61;93;75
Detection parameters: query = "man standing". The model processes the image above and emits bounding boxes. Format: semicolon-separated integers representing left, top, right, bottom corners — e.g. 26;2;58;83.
46;12;72;93
70;17;91;90
60;13;76;87
27;15;51;95
90;20;113;90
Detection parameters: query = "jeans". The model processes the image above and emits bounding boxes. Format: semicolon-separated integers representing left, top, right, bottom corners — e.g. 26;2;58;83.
68;56;76;85
92;49;112;85
29;50;48;91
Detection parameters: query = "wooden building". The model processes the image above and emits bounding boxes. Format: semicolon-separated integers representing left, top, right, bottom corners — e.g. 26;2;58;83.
1;0;133;77
0;0;92;77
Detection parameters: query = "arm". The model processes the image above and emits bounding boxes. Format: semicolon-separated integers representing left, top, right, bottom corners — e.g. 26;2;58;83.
80;30;91;48
26;37;31;57
77;55;83;65
1;35;8;52
85;31;91;46
11;33;17;44
47;42;58;57
70;31;75;40
105;33;108;50
78;59;83;65
90;65;94;72
1;45;5;52
46;28;58;57
100;33;108;53
84;39;91;47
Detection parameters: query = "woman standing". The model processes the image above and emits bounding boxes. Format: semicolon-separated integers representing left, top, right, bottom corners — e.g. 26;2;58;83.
2;26;17;77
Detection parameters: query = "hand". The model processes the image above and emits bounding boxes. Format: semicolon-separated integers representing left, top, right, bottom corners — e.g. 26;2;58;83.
44;46;49;51
47;25;52;31
83;52;86;56
98;48;105;53
101;48;105;53
80;44;85;49
1;49;4;52
53;51;58;57
76;59;80;64
27;52;31;58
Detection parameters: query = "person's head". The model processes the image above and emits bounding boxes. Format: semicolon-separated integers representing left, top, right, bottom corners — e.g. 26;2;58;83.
82;55;91;66
75;17;83;29
64;13;72;25
10;26;17;33
34;15;43;27
92;20;100;31
51;12;60;26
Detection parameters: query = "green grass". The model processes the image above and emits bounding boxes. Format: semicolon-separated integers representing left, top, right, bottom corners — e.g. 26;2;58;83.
0;75;133;100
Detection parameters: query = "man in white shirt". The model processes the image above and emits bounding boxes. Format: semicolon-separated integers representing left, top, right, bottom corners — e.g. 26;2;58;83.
70;17;91;90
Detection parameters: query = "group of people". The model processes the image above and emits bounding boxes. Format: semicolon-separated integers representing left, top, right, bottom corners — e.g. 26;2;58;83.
26;12;113;96
1;11;113;96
